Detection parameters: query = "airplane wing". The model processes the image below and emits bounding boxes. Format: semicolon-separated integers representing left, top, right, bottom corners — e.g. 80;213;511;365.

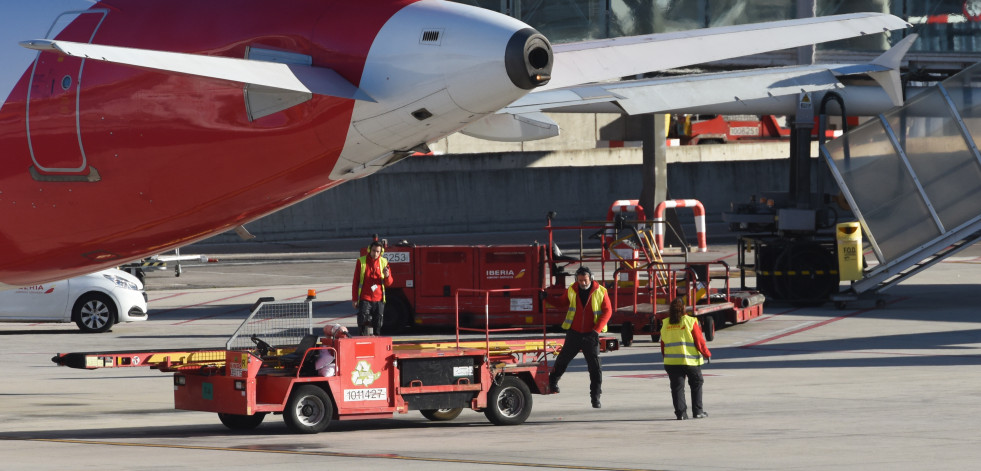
19;39;375;102
544;12;911;90
462;28;916;142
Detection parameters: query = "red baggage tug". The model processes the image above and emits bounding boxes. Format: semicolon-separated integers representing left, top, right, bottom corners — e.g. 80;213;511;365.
52;294;618;433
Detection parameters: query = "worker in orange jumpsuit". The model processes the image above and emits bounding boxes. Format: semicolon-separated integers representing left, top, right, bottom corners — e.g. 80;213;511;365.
548;266;612;408
352;241;393;336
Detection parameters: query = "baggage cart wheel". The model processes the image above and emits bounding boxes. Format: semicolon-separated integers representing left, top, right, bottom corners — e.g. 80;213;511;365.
621;322;634;347
701;315;715;342
421;408;463;421
484;376;532;426
218;412;266;430
284;385;333;434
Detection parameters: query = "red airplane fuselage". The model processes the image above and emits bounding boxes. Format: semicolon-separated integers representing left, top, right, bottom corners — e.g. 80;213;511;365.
0;0;551;285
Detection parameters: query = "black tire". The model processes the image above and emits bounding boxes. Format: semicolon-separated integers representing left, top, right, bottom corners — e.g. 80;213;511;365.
701;315;715;342
621;322;634;347
382;294;411;334
218;412;266;430
484;376;532;426
73;293;116;333
283;385;333;434
420;408;463;421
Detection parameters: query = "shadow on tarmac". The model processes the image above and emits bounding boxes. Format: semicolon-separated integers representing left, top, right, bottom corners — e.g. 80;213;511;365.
0;411;658;442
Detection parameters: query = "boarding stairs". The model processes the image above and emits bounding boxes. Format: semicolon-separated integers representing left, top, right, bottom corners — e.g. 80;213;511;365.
821;61;981;304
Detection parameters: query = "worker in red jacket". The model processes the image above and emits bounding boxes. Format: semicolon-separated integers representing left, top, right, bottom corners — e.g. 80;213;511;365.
549;266;612;408
659;297;712;420
352;241;393;336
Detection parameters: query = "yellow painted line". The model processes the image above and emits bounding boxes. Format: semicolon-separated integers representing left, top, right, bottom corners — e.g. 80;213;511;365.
2;437;662;471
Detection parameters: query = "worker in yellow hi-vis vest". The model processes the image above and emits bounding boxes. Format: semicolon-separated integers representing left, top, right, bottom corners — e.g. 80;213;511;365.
352;241;393;336
548;266;612;409
659;297;712;420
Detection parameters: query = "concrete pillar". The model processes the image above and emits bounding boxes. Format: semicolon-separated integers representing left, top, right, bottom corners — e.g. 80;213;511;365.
638;113;667;217
637;113;685;247
796;0;815;65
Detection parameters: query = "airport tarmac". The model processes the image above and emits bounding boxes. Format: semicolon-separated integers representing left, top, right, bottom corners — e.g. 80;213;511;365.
2;239;981;470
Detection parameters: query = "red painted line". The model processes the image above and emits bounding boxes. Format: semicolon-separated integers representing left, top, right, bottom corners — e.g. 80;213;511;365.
743;297;907;347
316;314;357;325
165;289;268;324
753;306;802;321
148;292;188;302
715;251;738;261
742;313;864;347
283;285;342;301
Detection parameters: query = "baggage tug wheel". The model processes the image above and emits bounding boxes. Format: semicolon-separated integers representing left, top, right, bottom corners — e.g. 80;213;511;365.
284;385;333;433
421;408;463;421
484;376;532;426
218;412;266;430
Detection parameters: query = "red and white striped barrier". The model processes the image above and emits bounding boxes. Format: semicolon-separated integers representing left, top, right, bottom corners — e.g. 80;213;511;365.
606;199;646;227
654;199;707;253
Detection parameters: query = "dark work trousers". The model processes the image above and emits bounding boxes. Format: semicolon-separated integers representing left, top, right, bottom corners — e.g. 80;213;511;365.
550;330;602;399
356;300;385;335
664;364;704;418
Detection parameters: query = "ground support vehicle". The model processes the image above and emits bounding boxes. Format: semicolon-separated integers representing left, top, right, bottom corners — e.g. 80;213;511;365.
0;268;147;333
670;114;843;145
612;260;765;345
378;202;765;346
51;294;618;433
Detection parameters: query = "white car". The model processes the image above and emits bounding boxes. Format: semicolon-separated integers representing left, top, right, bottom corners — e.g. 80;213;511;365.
0;268;148;333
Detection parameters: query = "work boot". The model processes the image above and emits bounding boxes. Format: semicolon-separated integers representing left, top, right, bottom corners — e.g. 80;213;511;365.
591;396;601;409
548;374;560;393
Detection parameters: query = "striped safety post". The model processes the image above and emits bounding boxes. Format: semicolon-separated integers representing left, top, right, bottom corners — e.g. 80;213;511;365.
653;199;707;252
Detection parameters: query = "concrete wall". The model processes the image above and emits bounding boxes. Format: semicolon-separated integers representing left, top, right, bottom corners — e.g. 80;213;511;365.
207;144;834;244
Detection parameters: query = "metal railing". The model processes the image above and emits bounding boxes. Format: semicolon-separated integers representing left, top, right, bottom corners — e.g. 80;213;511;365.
226;296;314;351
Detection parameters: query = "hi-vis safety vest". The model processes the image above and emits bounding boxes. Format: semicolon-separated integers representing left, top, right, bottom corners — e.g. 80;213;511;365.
357;255;388;302
563;284;609;333
660;316;704;366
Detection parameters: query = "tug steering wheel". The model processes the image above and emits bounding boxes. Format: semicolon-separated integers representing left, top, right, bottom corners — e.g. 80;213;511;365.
250;334;272;357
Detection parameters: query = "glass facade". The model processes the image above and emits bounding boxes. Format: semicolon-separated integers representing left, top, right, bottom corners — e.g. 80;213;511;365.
454;0;981;54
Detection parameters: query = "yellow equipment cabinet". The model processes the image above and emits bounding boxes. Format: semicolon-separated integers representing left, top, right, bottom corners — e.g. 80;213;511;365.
836;222;863;281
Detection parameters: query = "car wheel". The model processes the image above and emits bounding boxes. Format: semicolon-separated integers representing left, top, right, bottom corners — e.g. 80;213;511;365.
283;385;333;434
218;412;266;430
421;408;463;421
73;293;116;333
483;376;532;426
